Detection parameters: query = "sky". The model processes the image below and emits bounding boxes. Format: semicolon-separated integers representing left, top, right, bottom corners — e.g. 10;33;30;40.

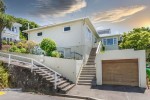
4;0;150;34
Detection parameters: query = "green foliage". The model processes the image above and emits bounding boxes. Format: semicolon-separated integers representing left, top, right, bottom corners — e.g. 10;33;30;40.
26;40;37;53
119;27;150;50
9;42;14;45
20;48;26;53
9;45;18;52
40;38;56;56
15;18;39;40
51;51;61;58
146;68;150;79
0;61;9;88
2;40;7;45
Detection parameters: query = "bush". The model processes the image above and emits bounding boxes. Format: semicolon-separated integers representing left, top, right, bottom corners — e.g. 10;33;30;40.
20;48;26;53
2;40;7;45
40;38;56;56
9;45;18;52
26;40;37;53
16;41;28;49
0;62;9;88
51;51;61;58
14;48;21;53
9;42;14;45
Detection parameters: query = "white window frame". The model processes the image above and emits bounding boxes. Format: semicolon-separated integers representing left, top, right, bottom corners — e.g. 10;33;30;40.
102;37;118;46
63;26;71;32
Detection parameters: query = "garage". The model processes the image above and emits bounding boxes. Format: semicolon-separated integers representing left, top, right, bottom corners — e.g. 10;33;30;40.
102;59;139;86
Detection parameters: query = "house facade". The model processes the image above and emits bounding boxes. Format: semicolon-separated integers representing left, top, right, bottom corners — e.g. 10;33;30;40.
100;34;121;50
23;18;99;60
2;23;22;42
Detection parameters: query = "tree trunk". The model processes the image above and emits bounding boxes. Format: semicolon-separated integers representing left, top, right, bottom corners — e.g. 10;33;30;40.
0;27;4;50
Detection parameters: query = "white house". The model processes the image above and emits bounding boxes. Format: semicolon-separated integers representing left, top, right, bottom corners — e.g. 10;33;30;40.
100;34;122;50
2;23;22;42
23;18;100;60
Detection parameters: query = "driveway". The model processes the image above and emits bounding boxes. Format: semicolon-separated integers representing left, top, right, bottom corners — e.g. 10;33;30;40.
68;85;150;100
0;91;82;100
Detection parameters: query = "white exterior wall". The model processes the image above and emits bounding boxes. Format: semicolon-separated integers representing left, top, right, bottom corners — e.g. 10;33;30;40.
2;52;83;83
95;49;146;88
28;20;96;61
28;21;84;47
101;35;120;50
82;23;95;63
2;23;21;41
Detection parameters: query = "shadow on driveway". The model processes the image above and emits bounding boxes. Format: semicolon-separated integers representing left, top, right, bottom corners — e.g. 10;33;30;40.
91;85;146;93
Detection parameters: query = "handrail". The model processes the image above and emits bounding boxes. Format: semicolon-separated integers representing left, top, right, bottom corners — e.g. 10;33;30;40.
0;52;61;89
96;41;102;54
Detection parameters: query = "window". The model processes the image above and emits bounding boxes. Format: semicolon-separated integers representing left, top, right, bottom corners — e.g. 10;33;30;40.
10;38;12;41
14;27;17;33
64;27;71;31
12;27;14;32
3;37;6;40
37;32;42;36
103;38;117;45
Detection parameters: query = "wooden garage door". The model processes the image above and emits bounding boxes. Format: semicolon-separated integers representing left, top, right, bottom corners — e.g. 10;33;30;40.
102;59;139;86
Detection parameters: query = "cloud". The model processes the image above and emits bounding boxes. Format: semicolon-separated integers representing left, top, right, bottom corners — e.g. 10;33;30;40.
92;5;146;23
31;0;86;18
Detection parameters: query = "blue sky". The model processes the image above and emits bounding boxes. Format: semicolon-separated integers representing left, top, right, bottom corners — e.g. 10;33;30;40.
4;0;150;34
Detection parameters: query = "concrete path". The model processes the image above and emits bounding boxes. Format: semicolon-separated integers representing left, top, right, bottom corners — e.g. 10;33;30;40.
0;91;83;100
68;85;150;100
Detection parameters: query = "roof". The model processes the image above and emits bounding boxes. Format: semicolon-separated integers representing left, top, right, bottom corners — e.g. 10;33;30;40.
13;23;22;27
23;18;99;38
97;29;111;35
100;33;121;38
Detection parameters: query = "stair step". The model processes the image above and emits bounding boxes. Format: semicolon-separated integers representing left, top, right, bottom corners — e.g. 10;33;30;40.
78;83;92;85
79;77;94;80
46;77;55;81
57;80;67;86
81;70;96;73
61;84;75;93
58;82;70;89
80;75;95;77
81;73;96;75
82;69;96;70
78;80;93;83
86;63;95;65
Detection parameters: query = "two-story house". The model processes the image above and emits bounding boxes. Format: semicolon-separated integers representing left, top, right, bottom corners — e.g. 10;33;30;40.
23;18;100;60
2;23;22;42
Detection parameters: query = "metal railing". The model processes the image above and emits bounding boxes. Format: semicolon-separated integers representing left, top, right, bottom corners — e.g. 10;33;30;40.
96;41;102;54
0;52;61;89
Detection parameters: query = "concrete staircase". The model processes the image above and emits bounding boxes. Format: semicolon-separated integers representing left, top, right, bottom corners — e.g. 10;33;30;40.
78;48;97;85
33;66;75;94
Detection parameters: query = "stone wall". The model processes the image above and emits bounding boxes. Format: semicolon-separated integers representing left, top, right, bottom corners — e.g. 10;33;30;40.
3;63;54;94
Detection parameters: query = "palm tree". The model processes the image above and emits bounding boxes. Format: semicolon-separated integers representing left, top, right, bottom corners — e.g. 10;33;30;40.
0;0;15;50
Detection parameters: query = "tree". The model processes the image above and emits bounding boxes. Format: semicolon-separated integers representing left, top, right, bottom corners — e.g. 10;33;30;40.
0;0;15;49
15;18;39;40
40;38;56;56
119;27;150;50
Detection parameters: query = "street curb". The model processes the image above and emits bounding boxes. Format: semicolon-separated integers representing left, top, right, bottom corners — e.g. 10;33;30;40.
53;93;103;100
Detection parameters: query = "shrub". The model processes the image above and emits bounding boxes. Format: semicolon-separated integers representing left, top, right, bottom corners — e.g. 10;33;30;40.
0;62;9;88
9;42;14;45
40;38;56;56
20;48;27;53
14;48;21;53
16;42;23;49
2;40;7;45
51;51;61;58
9;45;18;52
26;40;37;53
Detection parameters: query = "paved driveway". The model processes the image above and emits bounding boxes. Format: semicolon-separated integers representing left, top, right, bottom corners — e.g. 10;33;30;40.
0;91;82;100
68;85;150;100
